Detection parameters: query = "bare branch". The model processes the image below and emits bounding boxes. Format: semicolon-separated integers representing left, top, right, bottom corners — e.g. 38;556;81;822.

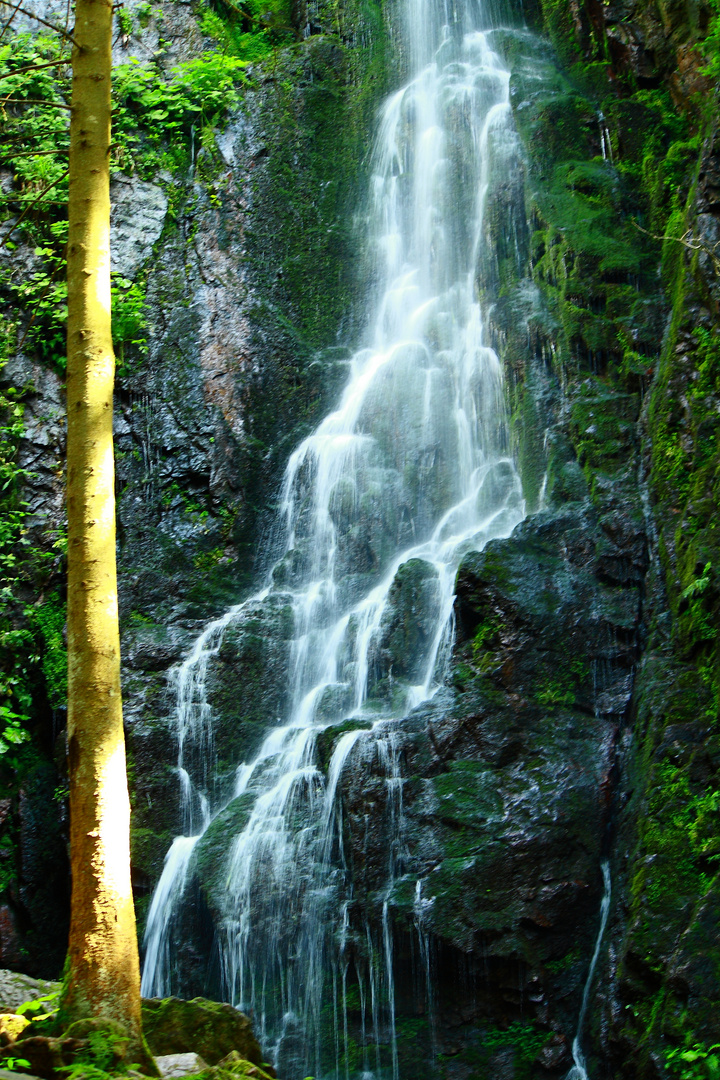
0;95;72;108
2;146;69;157
633;219;720;276
0;0;26;47
0;57;71;77
0;4;79;45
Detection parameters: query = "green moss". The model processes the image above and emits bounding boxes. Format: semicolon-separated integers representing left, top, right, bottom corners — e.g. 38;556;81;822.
432;761;503;828
440;1020;551;1080
545;946;581;975
27;593;67;710
535;657;588;706
141;996;262;1066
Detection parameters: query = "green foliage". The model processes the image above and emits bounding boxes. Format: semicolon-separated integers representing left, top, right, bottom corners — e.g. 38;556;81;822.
440;1022;550;1080
17;988;60;1019
2;1058;32;1072
0;34;70;368
472;615;501;654
199;0;295;62
112;53;249;175
0;37;252;370
680;563;717;646
632;759;719;941
111;277;149;370
116;7;134;37
0;326;65;903
666;1042;720;1079
536;658;587;706
481;1020;551;1060
27;594;67;710
700;0;720;79
545;946;580;974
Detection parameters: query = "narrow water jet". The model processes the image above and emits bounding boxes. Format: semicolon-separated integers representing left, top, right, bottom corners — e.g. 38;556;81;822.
567;862;612;1080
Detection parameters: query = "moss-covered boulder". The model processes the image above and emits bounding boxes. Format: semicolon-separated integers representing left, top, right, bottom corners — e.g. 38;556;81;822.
141;998;262;1068
197;1050;275;1080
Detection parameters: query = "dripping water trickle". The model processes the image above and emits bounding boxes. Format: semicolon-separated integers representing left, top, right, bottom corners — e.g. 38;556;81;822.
566;862;612;1080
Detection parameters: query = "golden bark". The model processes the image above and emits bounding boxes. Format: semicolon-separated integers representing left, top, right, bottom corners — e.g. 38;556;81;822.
63;0;151;1063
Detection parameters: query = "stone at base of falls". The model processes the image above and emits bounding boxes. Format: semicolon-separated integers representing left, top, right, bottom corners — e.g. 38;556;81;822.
200;1051;276;1080
155;1053;209;1078
0;972;59;1015
0;1072;43;1080
153;1052;277;1080
0;1034;86;1078
0;1014;30;1044
141;999;263;1069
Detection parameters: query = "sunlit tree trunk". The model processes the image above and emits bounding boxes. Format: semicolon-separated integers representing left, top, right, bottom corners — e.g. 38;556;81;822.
62;0;150;1062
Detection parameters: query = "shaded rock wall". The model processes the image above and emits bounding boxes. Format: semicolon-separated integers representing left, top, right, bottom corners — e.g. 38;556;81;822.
486;0;720;1072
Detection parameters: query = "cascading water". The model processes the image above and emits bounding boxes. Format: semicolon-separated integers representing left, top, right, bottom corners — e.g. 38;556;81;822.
142;0;527;1075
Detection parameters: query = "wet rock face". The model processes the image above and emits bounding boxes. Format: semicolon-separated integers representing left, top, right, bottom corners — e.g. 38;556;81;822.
204;595;295;784
110;178;168;278
372;558;442;683
335;497;644;1067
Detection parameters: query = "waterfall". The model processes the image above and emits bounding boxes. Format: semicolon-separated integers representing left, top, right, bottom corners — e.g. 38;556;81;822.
142;0;527;1075
566;862;612;1080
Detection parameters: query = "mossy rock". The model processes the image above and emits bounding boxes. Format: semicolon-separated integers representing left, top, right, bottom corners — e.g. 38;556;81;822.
197;1050;276;1080
141;998;262;1068
374;558;442;681
315;716;372;772
192;794;255;905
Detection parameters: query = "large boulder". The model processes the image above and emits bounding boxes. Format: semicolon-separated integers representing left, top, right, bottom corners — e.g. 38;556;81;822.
141;998;263;1068
0;972;59;1016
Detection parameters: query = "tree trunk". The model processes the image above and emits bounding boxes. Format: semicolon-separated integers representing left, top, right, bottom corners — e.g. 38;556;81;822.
63;0;150;1062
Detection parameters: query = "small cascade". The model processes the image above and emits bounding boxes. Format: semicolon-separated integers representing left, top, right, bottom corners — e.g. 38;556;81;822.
413;880;437;1046
142;0;528;1073
140;600;249;997
567;862;612;1080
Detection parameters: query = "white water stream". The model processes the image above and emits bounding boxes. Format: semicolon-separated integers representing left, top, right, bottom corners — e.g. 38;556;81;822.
142;0;527;1075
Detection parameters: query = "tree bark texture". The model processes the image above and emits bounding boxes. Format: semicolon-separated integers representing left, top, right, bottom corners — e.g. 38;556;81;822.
63;0;145;1052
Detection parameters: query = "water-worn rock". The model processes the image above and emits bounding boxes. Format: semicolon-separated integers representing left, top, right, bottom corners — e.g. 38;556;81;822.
155;1052;209;1078
0;1034;82;1078
333;494;643;1066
